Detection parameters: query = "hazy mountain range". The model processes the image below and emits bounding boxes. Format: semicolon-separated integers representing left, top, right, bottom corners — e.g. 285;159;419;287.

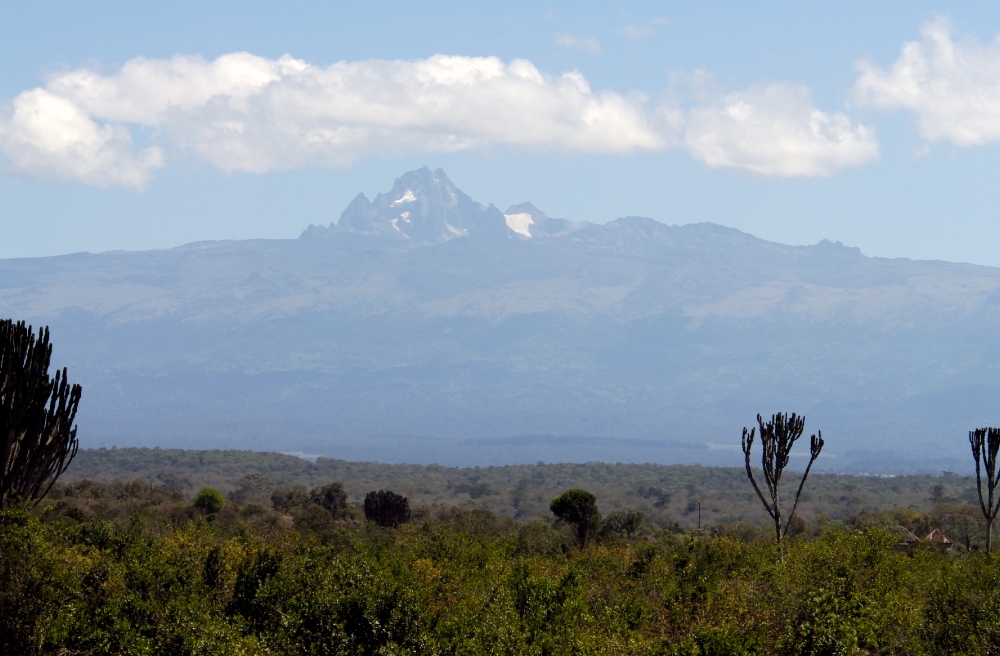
3;167;999;472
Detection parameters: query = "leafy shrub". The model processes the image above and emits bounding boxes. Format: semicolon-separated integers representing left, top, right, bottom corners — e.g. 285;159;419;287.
0;506;69;656
310;482;348;518
193;487;226;514
602;509;644;539
228;473;274;505
437;507;517;537
227;549;282;634
515;519;573;556
203;546;225;590
240;503;268;519
294;504;338;535
271;485;309;513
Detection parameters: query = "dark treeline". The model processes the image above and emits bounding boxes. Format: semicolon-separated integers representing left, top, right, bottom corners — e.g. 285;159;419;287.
66;447;981;530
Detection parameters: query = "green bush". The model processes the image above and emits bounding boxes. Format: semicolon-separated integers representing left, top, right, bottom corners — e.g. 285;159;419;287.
310;481;349;518
0;506;71;656
601;509;644;539
271;485;309;513
193;487;226;514
6;475;1000;654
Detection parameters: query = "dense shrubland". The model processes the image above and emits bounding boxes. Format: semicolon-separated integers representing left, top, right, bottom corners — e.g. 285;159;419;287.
65;448;983;530
3;476;1000;655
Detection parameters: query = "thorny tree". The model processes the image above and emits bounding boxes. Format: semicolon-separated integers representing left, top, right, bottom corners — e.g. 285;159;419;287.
969;427;1000;553
742;412;823;545
550;488;602;549
364;489;410;527
1;319;82;506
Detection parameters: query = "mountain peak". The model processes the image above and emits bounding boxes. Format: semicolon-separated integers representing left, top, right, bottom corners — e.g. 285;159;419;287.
503;202;586;239
332;167;508;243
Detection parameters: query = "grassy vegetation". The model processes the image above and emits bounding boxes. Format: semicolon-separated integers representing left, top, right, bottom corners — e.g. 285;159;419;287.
3;471;999;655
66;447;980;529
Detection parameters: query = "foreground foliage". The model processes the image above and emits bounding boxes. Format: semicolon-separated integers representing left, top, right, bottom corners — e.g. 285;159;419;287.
4;480;1000;656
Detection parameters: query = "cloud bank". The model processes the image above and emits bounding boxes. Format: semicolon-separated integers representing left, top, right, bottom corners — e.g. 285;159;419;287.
685;84;878;176
0;52;877;188
0;88;164;187
855;18;1000;146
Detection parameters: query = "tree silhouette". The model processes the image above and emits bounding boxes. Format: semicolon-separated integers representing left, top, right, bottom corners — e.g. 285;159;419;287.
363;489;410;527
310;481;348;518
550;488;601;548
1;320;82;507
969;427;1000;553
271;485;309;513
741;412;823;544
601;509;644;539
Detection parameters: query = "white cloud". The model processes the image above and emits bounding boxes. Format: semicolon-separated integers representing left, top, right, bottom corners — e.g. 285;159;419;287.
0;51;877;186
554;33;601;54
854;18;1000;146
684;83;879;176
0;88;163;188
0;53;667;185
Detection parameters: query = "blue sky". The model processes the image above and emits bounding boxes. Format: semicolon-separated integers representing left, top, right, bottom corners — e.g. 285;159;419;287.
4;2;1000;265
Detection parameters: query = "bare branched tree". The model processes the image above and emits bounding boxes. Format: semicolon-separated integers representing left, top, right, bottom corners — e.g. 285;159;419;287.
1;320;82;506
969;427;1000;554
741;412;824;544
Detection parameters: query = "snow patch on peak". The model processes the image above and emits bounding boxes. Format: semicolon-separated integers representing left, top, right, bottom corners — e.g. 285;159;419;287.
444;222;468;237
400;211;410;222
505;213;534;238
392;190;417;206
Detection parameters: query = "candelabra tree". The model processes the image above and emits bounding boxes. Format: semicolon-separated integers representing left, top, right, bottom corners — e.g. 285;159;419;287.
741;412;824;545
969;427;1000;554
0;319;82;507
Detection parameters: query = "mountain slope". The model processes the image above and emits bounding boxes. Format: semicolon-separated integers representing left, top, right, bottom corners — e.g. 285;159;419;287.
2;168;998;471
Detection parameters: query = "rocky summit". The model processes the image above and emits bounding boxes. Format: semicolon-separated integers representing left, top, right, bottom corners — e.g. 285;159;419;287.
304;167;510;243
2;168;1000;471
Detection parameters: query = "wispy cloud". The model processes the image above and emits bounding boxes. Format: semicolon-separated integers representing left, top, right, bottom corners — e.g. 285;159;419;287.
617;24;653;41
554;32;601;54
617;17;670;41
0;52;878;187
854;17;1000;147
